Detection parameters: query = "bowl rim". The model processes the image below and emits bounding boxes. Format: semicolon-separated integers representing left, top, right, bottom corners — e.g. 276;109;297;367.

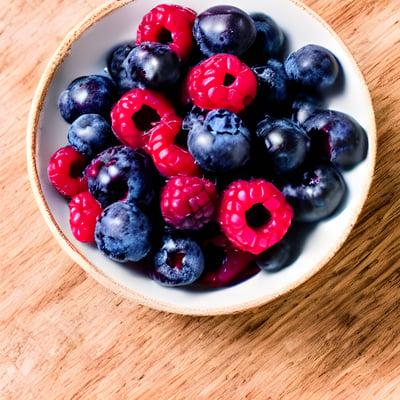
26;0;377;316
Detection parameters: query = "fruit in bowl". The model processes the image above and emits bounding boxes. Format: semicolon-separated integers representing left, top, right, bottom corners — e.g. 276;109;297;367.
27;0;376;315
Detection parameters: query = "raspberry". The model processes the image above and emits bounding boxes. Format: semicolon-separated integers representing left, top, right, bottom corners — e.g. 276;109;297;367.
197;233;257;287
69;191;102;242
146;117;201;178
111;88;177;149
160;176;218;230
47;146;88;198
218;179;293;255
136;4;196;61
186;54;257;114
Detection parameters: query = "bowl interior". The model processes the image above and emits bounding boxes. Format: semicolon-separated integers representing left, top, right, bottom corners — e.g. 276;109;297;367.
27;0;376;315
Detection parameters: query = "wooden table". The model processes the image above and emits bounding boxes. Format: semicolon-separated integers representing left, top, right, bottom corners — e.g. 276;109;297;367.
1;0;400;398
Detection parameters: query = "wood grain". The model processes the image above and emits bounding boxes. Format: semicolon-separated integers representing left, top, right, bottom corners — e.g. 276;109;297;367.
1;0;400;398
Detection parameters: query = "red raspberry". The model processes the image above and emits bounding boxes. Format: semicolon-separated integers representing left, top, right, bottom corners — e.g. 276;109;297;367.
146;117;201;178
218;179;293;255
186;54;257;114
69;191;102;242
47;146;88;198
136;4;196;61
197;233;258;287
111;88;177;149
160;176;218;230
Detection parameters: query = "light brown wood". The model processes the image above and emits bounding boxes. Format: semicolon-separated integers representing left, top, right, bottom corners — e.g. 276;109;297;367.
1;0;400;398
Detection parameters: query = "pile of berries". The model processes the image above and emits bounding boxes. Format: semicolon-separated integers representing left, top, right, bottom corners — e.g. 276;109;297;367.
47;3;368;288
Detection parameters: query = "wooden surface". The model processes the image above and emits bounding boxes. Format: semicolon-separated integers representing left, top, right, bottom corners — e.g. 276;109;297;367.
1;0;400;398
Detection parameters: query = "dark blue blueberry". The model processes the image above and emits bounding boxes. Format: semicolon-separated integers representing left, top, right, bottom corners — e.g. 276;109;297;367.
193;5;256;57
181;106;209;132
279;162;347;223
284;44;340;92
116;42;182;93
58;75;118;123
256;117;310;175
149;234;204;286
301;109;368;170
85;145;156;209
187;109;251;173
256;222;315;272
67;113;118;158
106;41;136;83
251;59;292;117
94;201;153;263
242;12;285;65
291;92;323;124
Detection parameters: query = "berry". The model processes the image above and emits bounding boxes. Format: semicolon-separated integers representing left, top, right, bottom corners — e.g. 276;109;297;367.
118;42;182;92
186;53;257;114
149;234;204;286
146;116;201;178
187;108;251;173
69;191;102;242
243;13;285;65
279;162;347;222
193;5;256;57
301;109;368;170
160;176;218;230
47;146;88;198
181;106;209;131
136;4;196;61
67;113;118;158
284;44;340;92
250;59;292;118
94;200;153;262
218;179;293;255
58;75;118;123
106;41;136;84
291;93;323;124
255;222;313;272
197;233;257;287
85;145;156;209
256;117;310;175
111;88;177;149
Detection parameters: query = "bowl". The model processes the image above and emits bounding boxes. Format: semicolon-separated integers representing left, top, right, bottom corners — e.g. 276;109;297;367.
27;0;376;315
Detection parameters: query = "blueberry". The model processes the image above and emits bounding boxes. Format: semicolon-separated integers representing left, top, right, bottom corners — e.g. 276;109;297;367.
187;109;251;173
94;201;153;262
149;234;204;286
284;44;340;92
291;92;323;124
67;114;118;158
85;145;156;208
106;41;136;82
279;162;347;223
256;117;310;175
58;75;118;123
117;42;182;93
301;109;368;170
193;5;256;57
256;222;314;271
181;106;208;132
243;13;285;65
251;59;292;117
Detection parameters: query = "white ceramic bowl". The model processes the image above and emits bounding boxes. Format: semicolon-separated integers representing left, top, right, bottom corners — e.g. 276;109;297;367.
27;0;376;315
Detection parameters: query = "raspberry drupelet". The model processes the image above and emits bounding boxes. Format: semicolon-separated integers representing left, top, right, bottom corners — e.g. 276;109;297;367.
218;179;294;255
